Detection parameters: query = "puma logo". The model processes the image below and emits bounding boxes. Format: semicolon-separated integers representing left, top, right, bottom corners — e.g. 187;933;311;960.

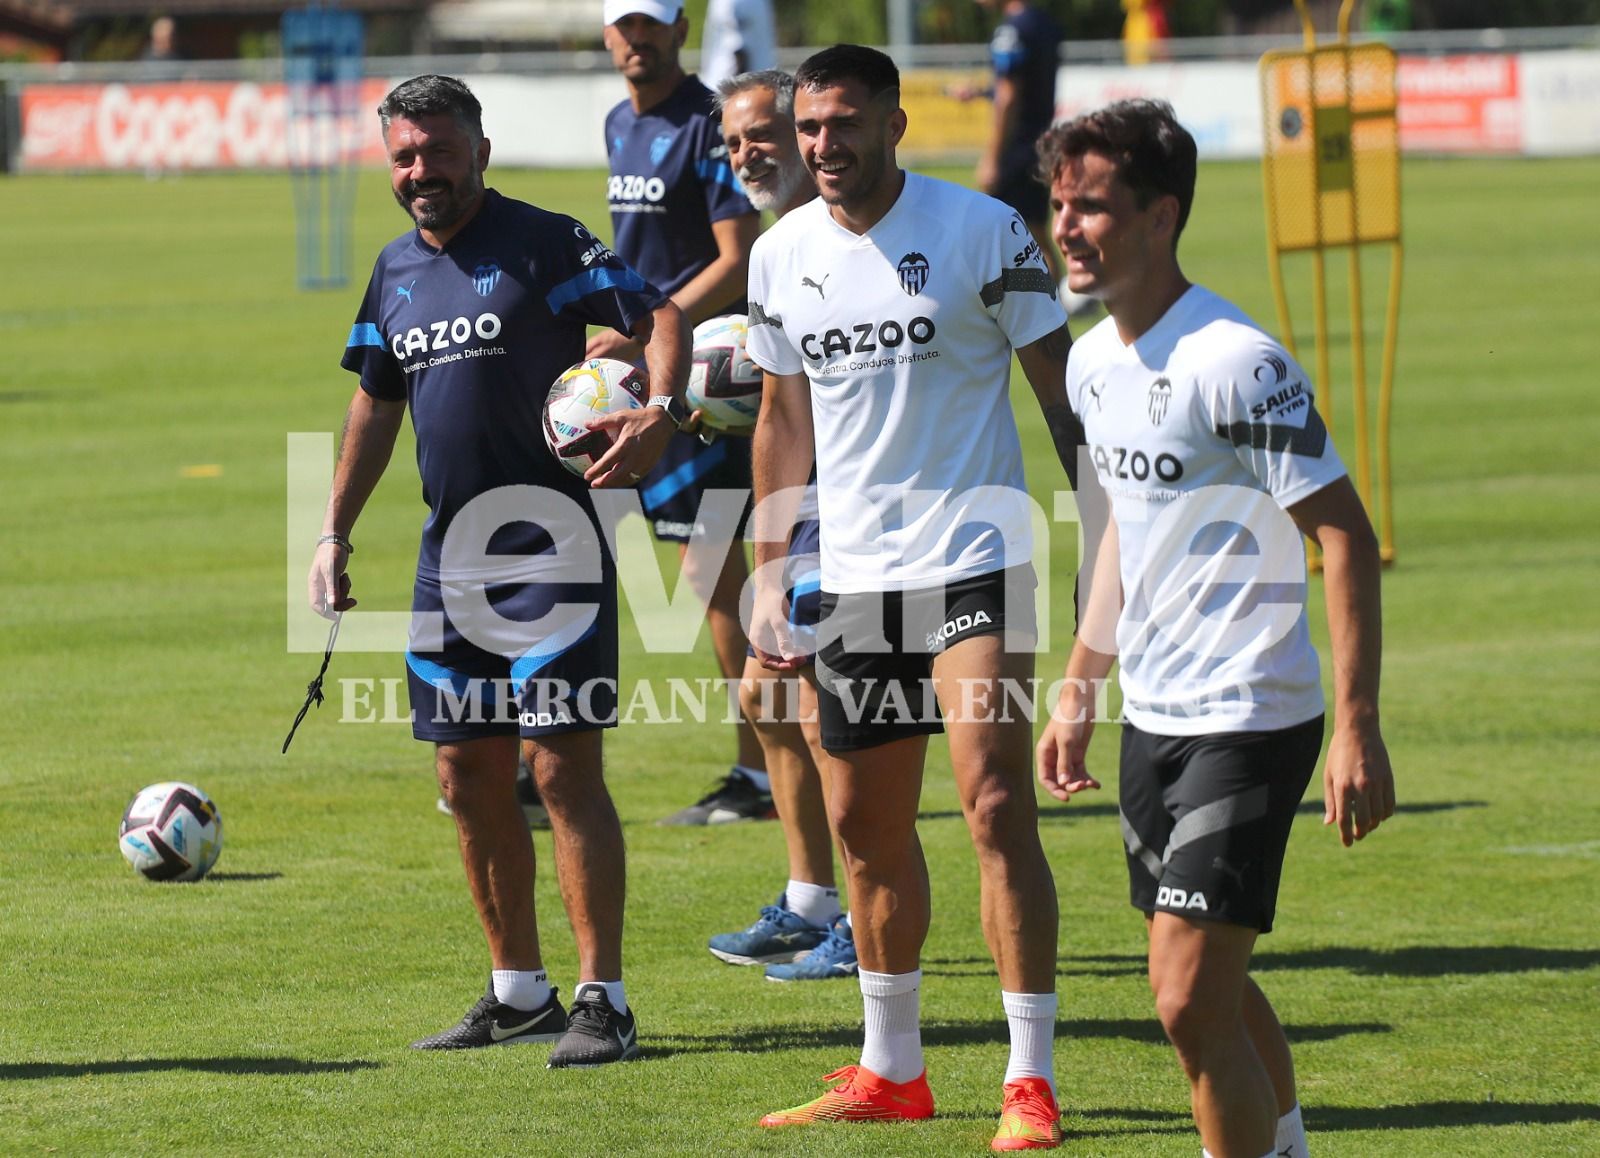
801;274;829;299
1212;856;1248;890
1086;382;1104;411
395;280;416;304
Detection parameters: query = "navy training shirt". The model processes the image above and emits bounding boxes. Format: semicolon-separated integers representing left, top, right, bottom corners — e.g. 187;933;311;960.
341;188;667;580
991;4;1063;169
605;74;754;305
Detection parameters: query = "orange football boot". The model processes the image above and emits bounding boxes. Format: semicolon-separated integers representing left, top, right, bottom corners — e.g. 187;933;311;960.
759;1064;935;1126
991;1077;1064;1150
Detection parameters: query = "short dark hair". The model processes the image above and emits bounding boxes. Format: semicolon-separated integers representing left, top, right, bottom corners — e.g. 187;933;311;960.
377;74;484;142
1036;99;1197;246
715;69;796;118
794;44;900;106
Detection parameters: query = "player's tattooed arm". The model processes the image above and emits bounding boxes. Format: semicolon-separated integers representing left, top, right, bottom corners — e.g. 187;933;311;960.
1040;403;1086;488
749;369;814;670
1017;322;1083;485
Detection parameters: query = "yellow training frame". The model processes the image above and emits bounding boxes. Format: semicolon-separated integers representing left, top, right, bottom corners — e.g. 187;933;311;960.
1260;0;1401;566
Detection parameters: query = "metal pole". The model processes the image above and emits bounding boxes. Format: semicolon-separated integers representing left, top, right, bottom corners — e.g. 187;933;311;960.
887;0;914;58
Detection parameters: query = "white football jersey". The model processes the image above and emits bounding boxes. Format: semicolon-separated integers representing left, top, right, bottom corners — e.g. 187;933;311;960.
746;172;1066;593
1067;285;1348;735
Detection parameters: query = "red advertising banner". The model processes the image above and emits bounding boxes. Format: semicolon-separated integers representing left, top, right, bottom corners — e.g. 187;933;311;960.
1397;54;1522;153
19;79;393;171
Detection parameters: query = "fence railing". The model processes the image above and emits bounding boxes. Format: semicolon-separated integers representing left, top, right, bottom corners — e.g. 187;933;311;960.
3;25;1597;85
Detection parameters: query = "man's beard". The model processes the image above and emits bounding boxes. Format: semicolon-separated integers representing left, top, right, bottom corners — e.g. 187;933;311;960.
396;171;482;232
739;158;810;213
812;145;886;211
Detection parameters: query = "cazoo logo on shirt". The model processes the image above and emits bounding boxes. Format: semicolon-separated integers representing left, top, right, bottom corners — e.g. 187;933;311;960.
800;316;937;362
608;174;666;204
390;313;503;360
1090;443;1185;484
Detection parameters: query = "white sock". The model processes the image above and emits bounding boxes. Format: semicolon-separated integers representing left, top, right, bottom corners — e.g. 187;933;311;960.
1202;1150;1276;1158
1277;1103;1307;1156
786;879;842;926
858;969;922;1083
491;968;550;1011
734;764;770;791
575;978;627;1015
1001;991;1057;1094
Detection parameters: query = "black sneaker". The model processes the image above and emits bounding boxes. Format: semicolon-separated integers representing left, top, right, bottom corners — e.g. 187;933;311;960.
656;769;776;826
436;758;550;829
409;981;566;1050
546;983;640;1068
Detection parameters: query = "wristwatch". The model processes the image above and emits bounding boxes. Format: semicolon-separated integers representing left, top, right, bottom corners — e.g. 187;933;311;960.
646;393;690;429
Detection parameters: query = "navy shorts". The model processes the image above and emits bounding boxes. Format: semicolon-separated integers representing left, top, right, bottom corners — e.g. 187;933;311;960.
748;516;822;663
813;565;1037;752
1119;715;1324;933
405;565;618;744
637;428;753;544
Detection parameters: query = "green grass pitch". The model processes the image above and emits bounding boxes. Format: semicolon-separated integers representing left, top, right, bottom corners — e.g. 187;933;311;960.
1;157;1597;1154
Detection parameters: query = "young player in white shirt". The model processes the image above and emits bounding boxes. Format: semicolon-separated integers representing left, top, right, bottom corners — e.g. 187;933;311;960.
744;44;1082;1151
1034;99;1396;1158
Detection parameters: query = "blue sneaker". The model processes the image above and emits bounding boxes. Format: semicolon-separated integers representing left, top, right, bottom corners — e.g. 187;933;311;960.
708;895;827;966
765;914;858;982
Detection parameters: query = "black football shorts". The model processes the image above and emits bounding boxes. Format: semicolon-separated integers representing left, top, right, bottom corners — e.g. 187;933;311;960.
1119;715;1324;932
814;565;1037;753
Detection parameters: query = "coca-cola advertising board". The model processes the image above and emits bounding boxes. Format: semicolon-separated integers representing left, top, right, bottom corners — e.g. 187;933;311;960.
18;79;392;171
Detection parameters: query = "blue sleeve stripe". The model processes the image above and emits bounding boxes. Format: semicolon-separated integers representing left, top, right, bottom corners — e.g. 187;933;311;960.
696;157;743;194
347;322;384;348
546;265;649;314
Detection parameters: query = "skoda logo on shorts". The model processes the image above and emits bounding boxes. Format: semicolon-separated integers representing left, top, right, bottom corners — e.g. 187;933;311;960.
472;263;501;297
897;252;930;297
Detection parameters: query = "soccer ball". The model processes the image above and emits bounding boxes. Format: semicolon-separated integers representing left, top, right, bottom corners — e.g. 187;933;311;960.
543;357;650;475
119;781;223;882
1059;276;1101;320
686;314;762;433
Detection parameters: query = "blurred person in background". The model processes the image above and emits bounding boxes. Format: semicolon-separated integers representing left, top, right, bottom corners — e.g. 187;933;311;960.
597;0;772;826
960;1;1066;288
702;67;860;985
700;0;778;88
141;16;181;61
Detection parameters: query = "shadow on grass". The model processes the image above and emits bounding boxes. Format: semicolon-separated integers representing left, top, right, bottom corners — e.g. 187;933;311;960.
1293;799;1488;816
204;872;284;883
917;800;1488;824
646;1017;1388;1058
1252;946;1600;976
0;1057;381;1080
923;952;1146;979
931;943;1600;980
1306;1101;1600;1131
1061;1100;1600;1139
1067;1105;1192;1138
919;802;1122;823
